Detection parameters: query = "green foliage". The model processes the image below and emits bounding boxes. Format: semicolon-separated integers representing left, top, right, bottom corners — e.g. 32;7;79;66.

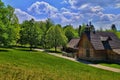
47;25;67;51
64;25;79;41
0;1;20;46
19;19;41;50
115;31;120;39
40;19;54;48
111;24;117;31
78;24;86;37
0;48;120;80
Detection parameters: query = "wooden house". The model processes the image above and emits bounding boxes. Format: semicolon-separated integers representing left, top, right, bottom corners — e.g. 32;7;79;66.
77;28;120;62
64;38;80;57
67;38;80;53
67;26;120;63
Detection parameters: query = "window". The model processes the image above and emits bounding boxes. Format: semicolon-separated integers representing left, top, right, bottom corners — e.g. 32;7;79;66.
102;41;111;50
86;49;90;57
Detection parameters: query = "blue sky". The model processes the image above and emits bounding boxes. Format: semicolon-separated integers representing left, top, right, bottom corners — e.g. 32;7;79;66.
2;0;120;30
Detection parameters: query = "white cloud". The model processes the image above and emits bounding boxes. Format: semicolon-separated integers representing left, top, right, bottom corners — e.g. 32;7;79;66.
61;0;68;4
100;14;116;22
61;7;70;12
14;8;47;23
15;0;120;30
14;8;35;23
115;3;120;8
60;11;83;25
79;4;89;9
79;4;104;13
28;1;58;15
68;0;115;8
91;6;104;13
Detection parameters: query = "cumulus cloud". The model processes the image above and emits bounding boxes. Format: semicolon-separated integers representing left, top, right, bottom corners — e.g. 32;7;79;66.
100;14;116;22
79;4;103;13
27;1;58;15
91;6;104;13
115;3;120;8
16;0;120;30
68;0;119;9
61;7;70;12
60;11;84;25
14;8;35;23
61;0;68;4
14;8;47;23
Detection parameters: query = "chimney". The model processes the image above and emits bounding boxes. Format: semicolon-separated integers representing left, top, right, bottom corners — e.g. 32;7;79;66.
89;21;91;26
89;22;96;34
85;24;91;40
78;25;81;37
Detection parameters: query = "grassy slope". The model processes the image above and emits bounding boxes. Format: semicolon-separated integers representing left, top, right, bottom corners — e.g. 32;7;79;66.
101;63;120;69
0;48;120;80
116;31;120;39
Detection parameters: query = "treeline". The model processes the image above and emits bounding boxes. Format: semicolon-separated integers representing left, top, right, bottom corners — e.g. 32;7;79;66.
0;0;80;51
18;19;81;51
0;0;120;51
98;24;120;39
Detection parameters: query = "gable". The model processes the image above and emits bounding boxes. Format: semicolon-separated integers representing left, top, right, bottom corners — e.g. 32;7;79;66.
78;34;94;49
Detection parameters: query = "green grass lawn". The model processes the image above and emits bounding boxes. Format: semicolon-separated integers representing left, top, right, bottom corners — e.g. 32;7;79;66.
0;48;120;80
100;63;120;69
116;31;120;39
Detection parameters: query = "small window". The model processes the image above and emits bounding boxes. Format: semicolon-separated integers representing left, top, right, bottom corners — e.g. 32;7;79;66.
86;49;90;57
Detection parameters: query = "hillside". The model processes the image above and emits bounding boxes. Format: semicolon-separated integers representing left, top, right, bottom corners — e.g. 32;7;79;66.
0;48;120;80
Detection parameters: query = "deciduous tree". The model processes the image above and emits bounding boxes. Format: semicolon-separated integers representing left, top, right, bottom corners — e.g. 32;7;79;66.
19;19;41;50
46;25;67;52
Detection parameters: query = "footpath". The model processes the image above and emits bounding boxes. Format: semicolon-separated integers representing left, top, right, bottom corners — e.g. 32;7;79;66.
35;49;120;73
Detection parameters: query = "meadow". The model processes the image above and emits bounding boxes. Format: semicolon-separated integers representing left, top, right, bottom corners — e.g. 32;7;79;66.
0;48;120;80
100;63;120;69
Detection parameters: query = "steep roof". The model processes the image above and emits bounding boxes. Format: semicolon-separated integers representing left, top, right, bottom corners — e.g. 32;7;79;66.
67;38;80;49
90;32;120;50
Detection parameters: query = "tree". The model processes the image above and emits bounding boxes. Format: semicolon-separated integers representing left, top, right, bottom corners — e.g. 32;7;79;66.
6;5;20;45
111;24;117;31
40;18;54;48
78;25;81;37
77;24;86;37
0;0;20;46
46;25;67;52
0;0;7;45
64;25;79;41
19;19;41;50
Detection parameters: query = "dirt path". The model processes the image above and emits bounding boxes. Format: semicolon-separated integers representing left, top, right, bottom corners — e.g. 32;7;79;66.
35;49;120;73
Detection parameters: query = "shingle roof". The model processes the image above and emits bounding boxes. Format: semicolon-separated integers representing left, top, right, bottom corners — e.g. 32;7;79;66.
67;38;80;49
90;32;120;50
113;49;120;54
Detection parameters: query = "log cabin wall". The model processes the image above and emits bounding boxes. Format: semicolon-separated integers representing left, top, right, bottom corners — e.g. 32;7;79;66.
77;34;95;60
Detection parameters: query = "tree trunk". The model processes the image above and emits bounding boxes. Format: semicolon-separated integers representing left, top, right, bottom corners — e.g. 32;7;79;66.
55;46;57;52
30;44;33;51
54;39;57;52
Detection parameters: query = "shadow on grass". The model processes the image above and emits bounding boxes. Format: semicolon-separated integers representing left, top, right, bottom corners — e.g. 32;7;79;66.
15;48;38;52
92;60;120;64
76;58;120;65
0;46;11;52
87;60;120;65
96;62;120;65
45;49;62;54
0;49;9;52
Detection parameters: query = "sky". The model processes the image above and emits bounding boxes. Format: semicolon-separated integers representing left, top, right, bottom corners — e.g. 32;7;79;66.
2;0;120;30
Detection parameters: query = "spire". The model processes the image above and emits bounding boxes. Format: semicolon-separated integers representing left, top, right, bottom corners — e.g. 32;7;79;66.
89;21;91;26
